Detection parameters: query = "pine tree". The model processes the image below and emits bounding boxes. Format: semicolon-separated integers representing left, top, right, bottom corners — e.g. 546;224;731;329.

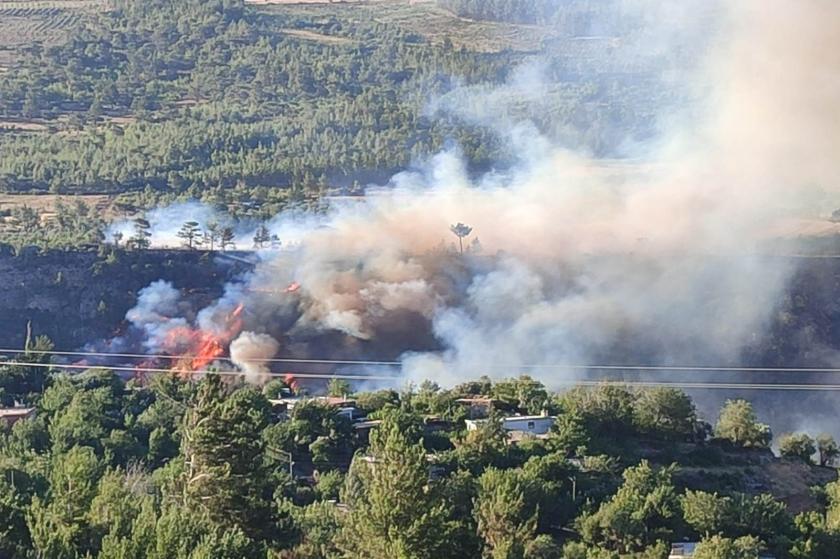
339;409;452;558
181;377;274;540
203;222;221;251
475;468;538;559
220;227;236;250
176;221;201;249
129;218;152;250
252;224;271;249
449;222;473;254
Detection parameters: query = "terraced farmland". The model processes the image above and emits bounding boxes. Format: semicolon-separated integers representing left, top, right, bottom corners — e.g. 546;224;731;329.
0;0;106;66
254;0;555;53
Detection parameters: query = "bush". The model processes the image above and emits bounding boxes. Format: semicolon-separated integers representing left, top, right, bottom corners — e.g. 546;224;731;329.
714;400;771;448
778;433;816;463
633;387;697;440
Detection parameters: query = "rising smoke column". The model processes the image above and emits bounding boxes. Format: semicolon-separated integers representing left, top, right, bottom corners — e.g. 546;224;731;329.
230;331;280;384
115;0;840;398
252;0;840;385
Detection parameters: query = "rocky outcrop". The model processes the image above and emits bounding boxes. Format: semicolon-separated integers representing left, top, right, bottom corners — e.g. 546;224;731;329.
0;249;248;350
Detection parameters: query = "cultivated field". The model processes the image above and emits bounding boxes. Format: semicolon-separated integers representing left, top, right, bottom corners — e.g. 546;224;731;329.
0;0;106;66
0;193;116;219
253;0;555;53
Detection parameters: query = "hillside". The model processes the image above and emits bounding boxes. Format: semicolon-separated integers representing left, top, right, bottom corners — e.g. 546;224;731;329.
0;0;694;208
0;248;248;348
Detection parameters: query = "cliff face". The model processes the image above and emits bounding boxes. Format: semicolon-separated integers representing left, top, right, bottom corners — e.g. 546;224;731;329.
0;249;249;350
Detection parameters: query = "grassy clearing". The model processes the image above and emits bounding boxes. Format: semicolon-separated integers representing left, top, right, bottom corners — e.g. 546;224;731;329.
0;0;106;52
0;193;114;213
371;3;553;52
254;0;555;53
279;27;356;45
245;0;378;4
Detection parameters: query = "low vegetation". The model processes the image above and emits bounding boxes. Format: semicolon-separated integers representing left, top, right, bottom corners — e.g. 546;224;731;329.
1;356;839;558
0;0;678;211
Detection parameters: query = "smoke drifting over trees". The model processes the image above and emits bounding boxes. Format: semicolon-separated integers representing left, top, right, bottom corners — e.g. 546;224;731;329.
106;1;840;436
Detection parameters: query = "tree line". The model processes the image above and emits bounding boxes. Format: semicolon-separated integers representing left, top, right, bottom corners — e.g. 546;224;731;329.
0;0;667;201
2;349;840;558
0;0;512;198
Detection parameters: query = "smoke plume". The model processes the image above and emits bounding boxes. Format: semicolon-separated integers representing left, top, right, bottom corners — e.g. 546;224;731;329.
112;0;840;422
230;331;280;384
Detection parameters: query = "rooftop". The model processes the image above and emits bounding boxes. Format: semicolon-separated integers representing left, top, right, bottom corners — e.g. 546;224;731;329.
468;414;555;423
269;396;357;408
0;407;35;418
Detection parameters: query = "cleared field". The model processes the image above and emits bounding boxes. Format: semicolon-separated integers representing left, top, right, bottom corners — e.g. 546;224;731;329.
0;194;115;218
0;0;106;64
254;0;554;53
0;119;49;131
279;27;356;45
374;4;553;52
246;0;398;4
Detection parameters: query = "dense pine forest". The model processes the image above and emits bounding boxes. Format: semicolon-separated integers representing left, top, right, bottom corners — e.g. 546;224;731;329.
2;353;840;558
0;0;678;206
1;1;838;558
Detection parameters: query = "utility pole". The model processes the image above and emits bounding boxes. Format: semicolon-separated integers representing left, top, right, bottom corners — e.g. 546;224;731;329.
268;446;295;477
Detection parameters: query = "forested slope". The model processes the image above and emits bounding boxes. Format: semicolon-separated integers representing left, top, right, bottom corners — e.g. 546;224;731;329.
0;0;688;207
1;369;839;558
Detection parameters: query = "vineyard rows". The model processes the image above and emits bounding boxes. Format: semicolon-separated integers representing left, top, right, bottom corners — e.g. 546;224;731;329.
0;1;104;51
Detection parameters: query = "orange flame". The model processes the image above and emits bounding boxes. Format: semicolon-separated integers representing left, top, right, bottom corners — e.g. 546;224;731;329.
166;303;246;376
284;373;300;393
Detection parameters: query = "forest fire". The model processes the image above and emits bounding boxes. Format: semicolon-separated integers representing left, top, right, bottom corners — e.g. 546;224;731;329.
167;303;245;375
246;281;301;295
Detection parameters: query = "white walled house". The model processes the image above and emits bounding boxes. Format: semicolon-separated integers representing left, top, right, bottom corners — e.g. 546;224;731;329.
465;414;556;436
669;543;774;559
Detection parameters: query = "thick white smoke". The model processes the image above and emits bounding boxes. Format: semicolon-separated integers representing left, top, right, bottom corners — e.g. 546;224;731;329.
124;280;189;352
259;0;839;385
230;331;280;384
115;0;840;395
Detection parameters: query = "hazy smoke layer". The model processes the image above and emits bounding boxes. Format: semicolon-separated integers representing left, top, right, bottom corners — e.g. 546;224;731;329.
230;331;280;384
124;280;190;352
115;0;840;398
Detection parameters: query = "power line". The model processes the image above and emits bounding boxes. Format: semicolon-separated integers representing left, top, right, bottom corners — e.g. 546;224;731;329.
7;359;840;390
4;347;840;374
0;360;399;381
0;348;402;366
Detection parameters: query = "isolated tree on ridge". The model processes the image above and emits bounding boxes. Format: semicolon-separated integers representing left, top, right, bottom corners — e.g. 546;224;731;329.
176;221;202;249
129;218;151;249
714;399;771;448
203;221;220;251
450;222;473;254
779;433;816;464
817;434;840;467
253;224;271;249
220;227;236;250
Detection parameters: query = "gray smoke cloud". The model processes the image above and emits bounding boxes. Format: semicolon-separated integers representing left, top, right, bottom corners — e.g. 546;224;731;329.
258;0;838;386
112;0;840;416
230;331;280;384
124;280;190;352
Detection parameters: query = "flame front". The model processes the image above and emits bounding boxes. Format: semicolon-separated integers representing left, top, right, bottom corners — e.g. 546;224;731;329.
165;303;245;375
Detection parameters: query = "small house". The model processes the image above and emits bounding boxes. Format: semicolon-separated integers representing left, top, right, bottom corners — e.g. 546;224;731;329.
669;542;774;559
0;407;35;428
466;414;556;436
269;396;359;421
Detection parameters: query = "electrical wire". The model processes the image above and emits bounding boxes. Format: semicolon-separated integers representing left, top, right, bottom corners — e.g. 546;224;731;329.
4;347;840;374
0;360;400;381
5;359;840;390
